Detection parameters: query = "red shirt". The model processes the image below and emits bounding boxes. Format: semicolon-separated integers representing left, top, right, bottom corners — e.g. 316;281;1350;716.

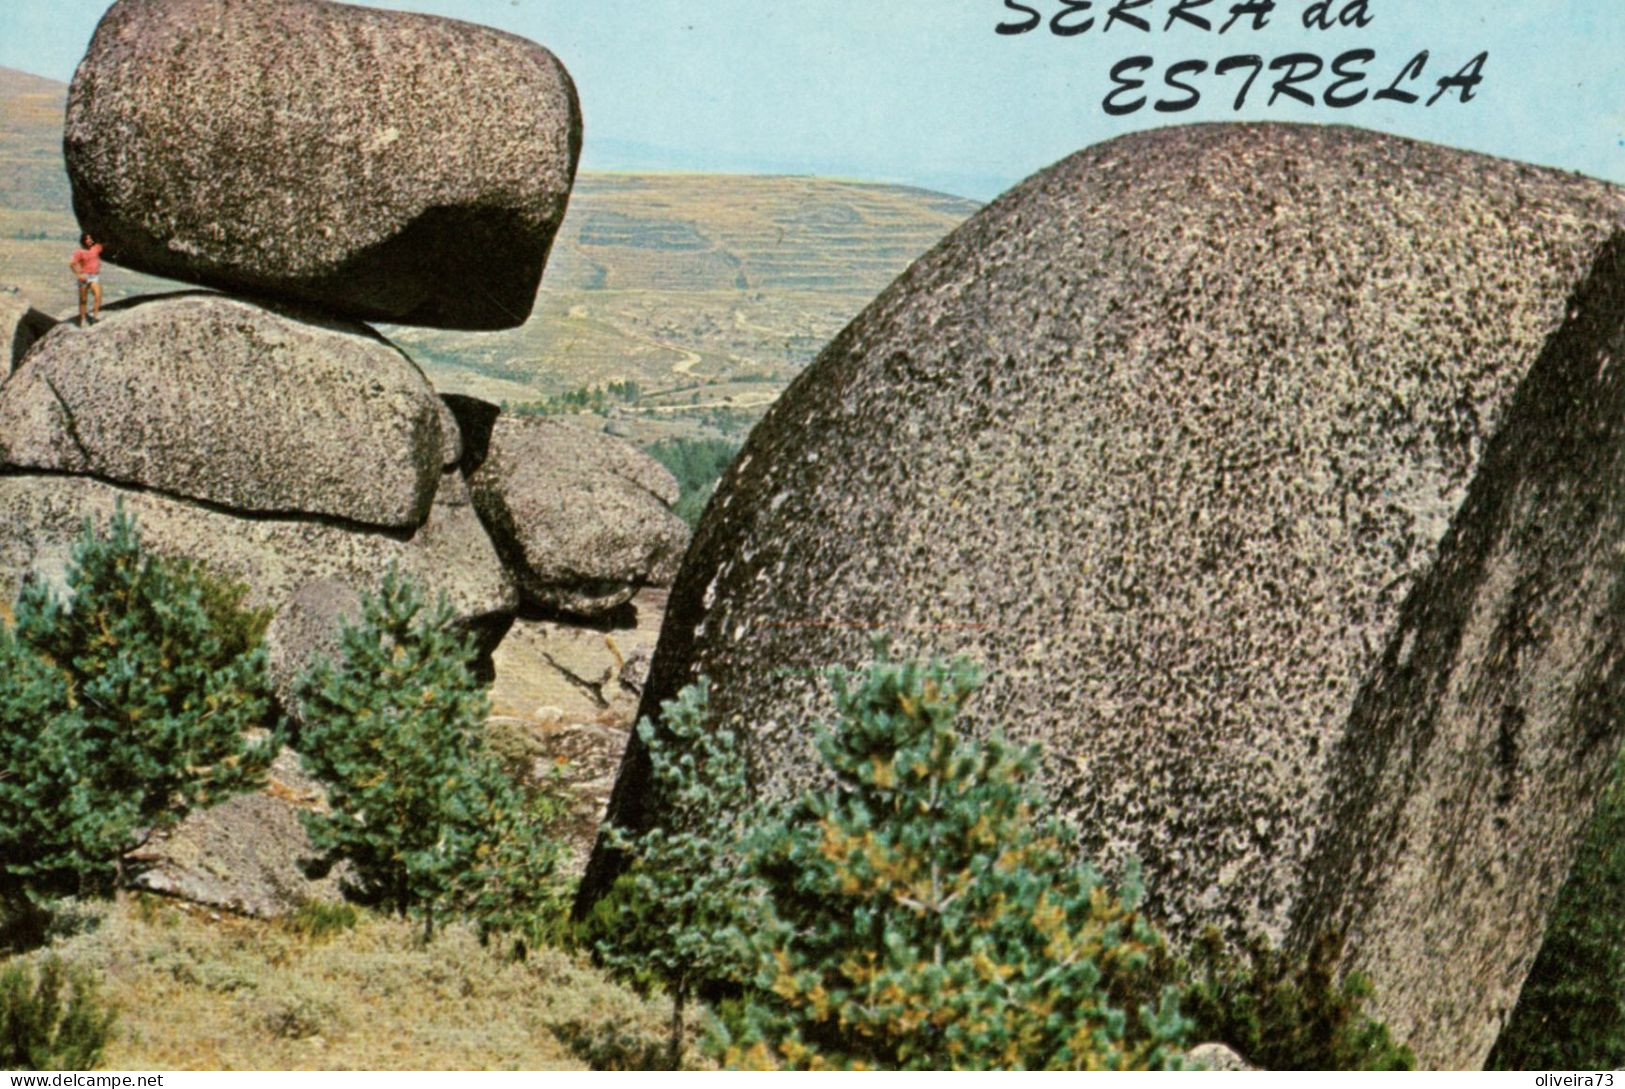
71;244;102;277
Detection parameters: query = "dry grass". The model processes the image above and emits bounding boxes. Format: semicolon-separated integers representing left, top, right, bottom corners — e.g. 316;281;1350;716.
21;896;677;1071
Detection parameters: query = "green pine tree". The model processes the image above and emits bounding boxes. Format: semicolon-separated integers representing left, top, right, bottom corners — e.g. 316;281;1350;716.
0;510;275;936
0;957;117;1071
293;571;561;943
1179;928;1415;1070
589;678;763;1067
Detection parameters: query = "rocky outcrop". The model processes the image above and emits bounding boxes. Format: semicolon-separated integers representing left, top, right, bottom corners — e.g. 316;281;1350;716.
1297;233;1625;1067
0;472;515;632
0;295;446;528
265;579;365;724
468;416;688;617
1186;1044;1254;1072
586;124;1625;1068
64;0;581;329
126;749;347;918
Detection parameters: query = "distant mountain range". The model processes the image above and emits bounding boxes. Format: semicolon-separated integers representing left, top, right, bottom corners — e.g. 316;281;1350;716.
0;66;978;438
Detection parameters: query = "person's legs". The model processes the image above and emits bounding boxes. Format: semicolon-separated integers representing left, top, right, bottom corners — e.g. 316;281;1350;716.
90;280;102;320
77;281;88;326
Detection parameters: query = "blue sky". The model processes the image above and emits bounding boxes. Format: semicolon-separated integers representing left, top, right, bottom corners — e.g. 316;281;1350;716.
2;1;1620;200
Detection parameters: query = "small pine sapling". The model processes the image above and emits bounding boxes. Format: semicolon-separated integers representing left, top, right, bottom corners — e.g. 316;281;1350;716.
294;570;561;943
589;678;763;1068
718;647;1190;1070
0;510;275;933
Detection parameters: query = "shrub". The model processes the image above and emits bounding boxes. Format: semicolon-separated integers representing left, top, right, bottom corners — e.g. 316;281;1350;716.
0;957;116;1070
1179;929;1415;1070
294;571;564;944
461;785;571;956
1488;747;1625;1069
256;985;335;1041
0;511;275;933
279;901;360;944
587;678;761;1067
601;647;1191;1070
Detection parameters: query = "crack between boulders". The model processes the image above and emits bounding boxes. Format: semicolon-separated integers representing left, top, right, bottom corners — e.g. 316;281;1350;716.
540;651;611;710
0;464;420;542
605;463;683;510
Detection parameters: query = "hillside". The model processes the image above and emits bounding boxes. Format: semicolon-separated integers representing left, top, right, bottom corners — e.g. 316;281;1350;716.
0;67;70;213
0;66;977;443
390;172;976;444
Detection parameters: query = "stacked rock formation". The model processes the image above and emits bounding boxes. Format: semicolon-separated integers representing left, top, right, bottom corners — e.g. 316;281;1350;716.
0;0;690;914
1;0;690;635
585;124;1625;1068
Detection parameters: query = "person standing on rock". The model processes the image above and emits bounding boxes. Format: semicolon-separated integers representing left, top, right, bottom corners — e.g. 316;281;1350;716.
69;234;104;327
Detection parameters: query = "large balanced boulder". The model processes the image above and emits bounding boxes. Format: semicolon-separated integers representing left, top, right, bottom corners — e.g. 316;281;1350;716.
0;469;516;635
0;294;446;528
64;0;581;329
587;124;1625;1068
468;416;688;617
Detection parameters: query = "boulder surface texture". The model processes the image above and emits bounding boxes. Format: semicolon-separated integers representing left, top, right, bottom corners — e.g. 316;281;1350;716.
265;578;365;724
468;416;688;617
586;124;1625;1069
0;471;515;637
0;294;446;528
64;0;581;329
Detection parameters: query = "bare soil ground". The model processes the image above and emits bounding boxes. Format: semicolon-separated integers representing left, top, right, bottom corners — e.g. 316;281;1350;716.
486;590;669;875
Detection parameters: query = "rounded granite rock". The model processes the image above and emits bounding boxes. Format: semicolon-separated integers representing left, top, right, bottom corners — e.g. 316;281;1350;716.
0;287;54;374
64;0;581;330
587;124;1625;1068
0;469;517;636
265;578;365;725
467;416;688;618
0;293;446;529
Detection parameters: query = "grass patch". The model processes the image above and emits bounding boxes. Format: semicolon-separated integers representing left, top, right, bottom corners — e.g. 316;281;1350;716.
29;897;673;1070
277;902;358;945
